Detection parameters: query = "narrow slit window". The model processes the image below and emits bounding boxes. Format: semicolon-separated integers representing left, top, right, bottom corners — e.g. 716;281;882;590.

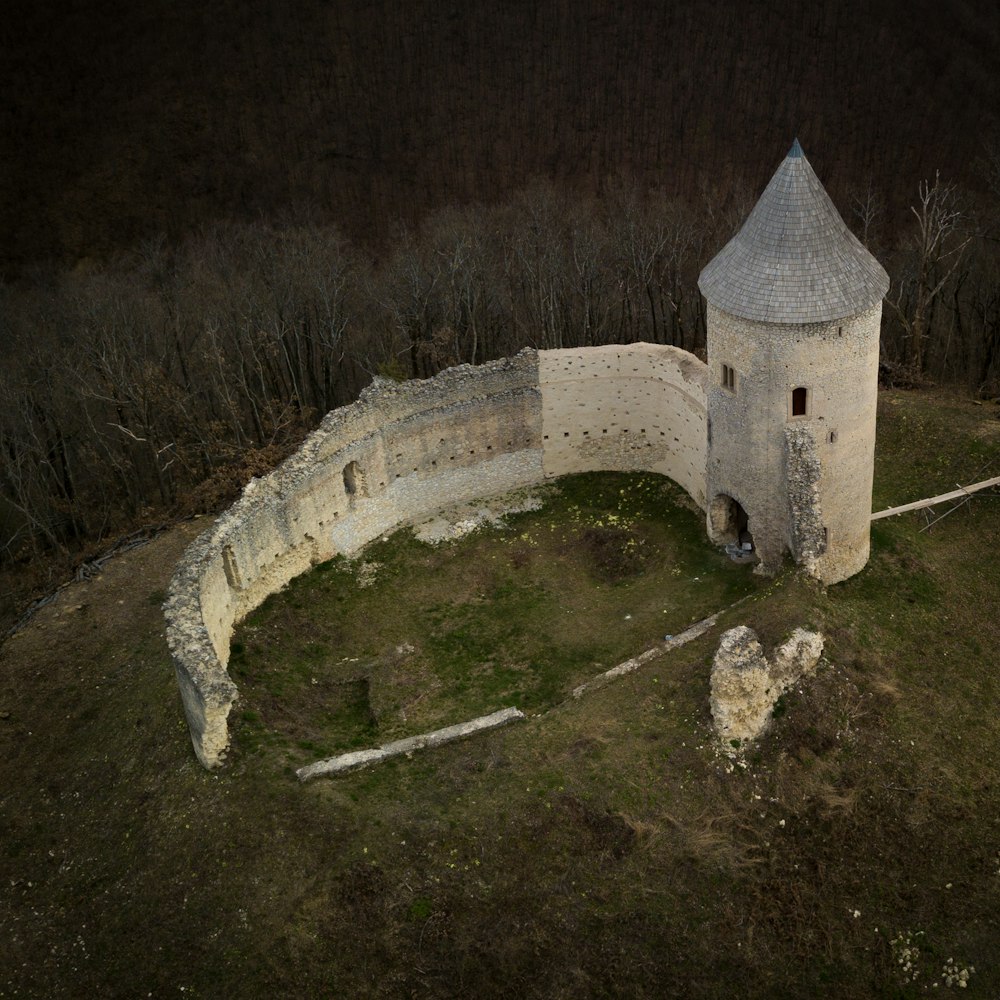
222;545;242;590
791;386;808;417
342;461;363;497
721;363;736;391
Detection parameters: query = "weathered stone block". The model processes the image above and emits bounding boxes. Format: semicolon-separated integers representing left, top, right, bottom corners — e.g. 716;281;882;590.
710;625;824;744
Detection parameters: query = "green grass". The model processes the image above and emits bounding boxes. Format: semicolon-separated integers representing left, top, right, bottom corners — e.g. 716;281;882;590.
873;389;1000;510
229;473;761;764
1;389;999;998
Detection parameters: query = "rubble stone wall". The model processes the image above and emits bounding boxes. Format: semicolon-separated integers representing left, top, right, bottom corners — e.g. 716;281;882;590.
165;344;709;768
785;425;826;575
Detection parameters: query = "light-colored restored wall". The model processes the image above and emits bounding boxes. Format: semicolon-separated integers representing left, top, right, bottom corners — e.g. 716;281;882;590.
165;343;710;768
539;344;710;508
705;302;881;582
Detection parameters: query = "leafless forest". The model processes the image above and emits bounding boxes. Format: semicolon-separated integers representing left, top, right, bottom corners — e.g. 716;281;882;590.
2;0;1000;618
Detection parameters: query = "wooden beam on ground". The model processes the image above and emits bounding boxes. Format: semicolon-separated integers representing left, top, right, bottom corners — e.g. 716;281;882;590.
871;476;1000;521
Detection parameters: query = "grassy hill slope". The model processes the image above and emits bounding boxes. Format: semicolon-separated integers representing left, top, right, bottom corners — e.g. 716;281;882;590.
0;387;998;997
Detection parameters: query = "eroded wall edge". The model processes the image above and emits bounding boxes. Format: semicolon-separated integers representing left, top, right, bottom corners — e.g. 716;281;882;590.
165;344;709;768
784;425;826;576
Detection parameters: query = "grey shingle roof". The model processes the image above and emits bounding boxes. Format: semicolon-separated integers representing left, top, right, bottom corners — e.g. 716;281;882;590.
698;141;890;324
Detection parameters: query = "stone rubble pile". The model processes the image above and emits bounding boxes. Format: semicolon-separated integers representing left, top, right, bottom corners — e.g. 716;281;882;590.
710;625;824;744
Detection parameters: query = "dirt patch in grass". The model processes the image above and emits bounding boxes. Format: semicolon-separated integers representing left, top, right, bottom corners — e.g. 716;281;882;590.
578;523;649;581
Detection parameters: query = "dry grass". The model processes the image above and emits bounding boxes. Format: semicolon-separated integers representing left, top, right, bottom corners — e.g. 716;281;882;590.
0;389;999;998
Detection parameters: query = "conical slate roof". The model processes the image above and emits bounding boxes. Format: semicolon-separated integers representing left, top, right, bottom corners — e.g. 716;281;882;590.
698;141;889;324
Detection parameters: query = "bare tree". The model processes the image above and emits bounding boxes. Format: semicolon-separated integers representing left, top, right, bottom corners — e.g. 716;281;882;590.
849;174;885;250
888;173;972;372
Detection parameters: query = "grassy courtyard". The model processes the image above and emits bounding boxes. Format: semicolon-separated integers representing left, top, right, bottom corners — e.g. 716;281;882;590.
229;472;761;766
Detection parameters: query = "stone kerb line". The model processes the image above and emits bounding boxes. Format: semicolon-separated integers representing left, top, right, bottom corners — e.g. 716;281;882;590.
296;597;742;782
296;707;527;781
164;343;711;769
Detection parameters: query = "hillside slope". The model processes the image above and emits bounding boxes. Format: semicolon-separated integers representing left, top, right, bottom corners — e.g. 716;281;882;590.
1;389;998;997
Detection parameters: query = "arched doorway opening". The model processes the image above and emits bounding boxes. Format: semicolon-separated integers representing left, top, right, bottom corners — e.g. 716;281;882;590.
708;494;754;554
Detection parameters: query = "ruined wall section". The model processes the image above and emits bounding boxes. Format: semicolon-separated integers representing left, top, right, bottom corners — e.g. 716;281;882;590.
784;425;825;575
539;344;710;509
166;343;713;768
706;302;881;582
165;350;544;768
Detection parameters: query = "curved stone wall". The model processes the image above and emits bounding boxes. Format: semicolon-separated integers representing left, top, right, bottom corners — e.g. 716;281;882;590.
540;344;710;508
165;344;709;768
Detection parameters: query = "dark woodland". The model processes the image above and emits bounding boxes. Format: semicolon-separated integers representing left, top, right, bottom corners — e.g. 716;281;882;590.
2;0;1000;617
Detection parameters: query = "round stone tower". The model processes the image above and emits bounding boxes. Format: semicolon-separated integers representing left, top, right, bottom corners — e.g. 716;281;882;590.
698;140;889;584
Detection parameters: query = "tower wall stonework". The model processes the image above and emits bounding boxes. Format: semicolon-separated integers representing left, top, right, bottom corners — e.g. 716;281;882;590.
705;302;881;582
165;344;709;768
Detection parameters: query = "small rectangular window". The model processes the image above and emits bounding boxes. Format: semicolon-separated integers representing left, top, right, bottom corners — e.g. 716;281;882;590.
791;386;808;417
722;363;736;391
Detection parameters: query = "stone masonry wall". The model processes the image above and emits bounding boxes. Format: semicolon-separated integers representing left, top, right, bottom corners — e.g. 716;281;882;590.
539;344;710;508
705;302;881;582
166;344;709;768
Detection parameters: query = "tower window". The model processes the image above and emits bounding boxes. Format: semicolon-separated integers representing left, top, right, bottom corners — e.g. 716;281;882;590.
721;363;736;391
791;386;808;417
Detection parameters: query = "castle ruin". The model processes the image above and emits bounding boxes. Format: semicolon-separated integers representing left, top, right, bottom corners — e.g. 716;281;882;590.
165;142;888;768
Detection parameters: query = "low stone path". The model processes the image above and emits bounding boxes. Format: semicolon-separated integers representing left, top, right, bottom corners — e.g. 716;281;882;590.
296;707;525;780
569;608;729;699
